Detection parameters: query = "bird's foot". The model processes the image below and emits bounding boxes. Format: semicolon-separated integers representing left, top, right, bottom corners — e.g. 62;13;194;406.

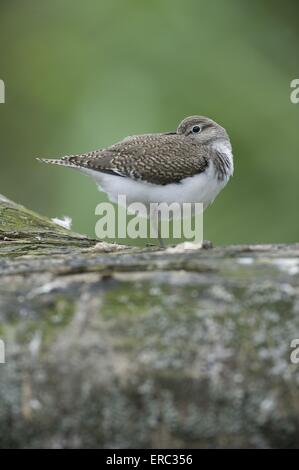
84;241;128;253
165;240;213;253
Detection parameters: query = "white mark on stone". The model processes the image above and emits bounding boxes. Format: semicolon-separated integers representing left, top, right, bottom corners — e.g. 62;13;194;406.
237;257;254;265
273;258;299;275
52;216;72;230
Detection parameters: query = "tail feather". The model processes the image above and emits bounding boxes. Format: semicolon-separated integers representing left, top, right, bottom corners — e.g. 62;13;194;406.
36;157;79;168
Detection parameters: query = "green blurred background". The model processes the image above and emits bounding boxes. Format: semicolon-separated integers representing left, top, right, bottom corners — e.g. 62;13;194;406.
0;0;298;245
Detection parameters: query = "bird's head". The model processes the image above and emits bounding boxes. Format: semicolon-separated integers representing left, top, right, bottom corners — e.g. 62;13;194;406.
177;116;230;146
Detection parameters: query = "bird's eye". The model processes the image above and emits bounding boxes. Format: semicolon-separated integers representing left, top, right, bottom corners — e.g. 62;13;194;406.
192;125;201;134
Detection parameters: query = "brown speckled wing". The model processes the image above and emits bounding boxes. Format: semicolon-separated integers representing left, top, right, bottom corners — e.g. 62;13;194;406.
63;134;209;185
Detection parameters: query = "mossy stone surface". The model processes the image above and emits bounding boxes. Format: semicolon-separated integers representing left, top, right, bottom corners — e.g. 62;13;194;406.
0;195;299;448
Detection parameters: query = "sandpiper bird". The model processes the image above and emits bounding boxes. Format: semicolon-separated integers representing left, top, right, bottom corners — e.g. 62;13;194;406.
38;116;233;246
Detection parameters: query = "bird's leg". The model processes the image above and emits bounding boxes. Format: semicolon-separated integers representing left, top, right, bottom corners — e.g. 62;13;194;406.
158;227;165;248
150;208;165;248
157;212;165;248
